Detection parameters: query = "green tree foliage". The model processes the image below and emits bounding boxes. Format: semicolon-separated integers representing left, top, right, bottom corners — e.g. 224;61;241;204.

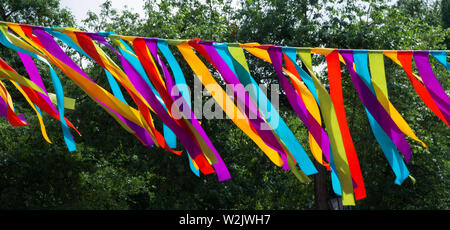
0;0;74;26
0;0;448;210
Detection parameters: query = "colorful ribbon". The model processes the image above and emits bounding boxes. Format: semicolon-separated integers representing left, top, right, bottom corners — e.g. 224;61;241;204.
0;21;448;206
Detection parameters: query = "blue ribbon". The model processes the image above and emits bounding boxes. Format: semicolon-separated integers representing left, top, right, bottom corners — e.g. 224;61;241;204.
104;70;129;105
49;65;76;151
354;50;409;185
430;51;449;71
157;39;199;177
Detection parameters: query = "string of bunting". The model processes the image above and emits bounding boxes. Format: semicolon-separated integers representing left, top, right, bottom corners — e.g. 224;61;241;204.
0;21;448;206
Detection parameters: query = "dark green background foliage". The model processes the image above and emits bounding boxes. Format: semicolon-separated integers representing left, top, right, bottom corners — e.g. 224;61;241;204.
0;0;448;210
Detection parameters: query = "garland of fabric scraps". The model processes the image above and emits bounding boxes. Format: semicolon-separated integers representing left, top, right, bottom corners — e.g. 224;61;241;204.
0;21;448;206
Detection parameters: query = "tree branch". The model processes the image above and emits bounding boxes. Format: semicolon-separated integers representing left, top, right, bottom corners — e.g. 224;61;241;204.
4;9;19;21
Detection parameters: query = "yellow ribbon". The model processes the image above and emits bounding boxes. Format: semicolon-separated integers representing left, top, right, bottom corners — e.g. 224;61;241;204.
299;49;355;206
368;52;427;148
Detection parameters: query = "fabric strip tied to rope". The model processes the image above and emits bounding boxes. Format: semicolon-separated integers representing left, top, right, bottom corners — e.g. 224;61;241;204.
0;20;448;206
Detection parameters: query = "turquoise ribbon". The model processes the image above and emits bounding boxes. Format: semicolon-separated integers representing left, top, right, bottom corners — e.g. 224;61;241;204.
353;50;409;185
104;70;129;105
46;28;91;58
157;39;199;177
430;51;449;71
328;149;342;195
49;65;76;151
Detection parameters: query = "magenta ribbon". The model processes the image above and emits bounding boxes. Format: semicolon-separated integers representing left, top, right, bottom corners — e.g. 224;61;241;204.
0;99;8;118
16;51;58;114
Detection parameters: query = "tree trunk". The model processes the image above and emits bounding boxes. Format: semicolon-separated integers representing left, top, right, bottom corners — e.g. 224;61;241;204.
314;161;329;210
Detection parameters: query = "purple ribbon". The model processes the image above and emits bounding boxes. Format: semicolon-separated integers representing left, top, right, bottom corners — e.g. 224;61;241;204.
0;98;8;118
16;51;58;114
267;46;332;165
